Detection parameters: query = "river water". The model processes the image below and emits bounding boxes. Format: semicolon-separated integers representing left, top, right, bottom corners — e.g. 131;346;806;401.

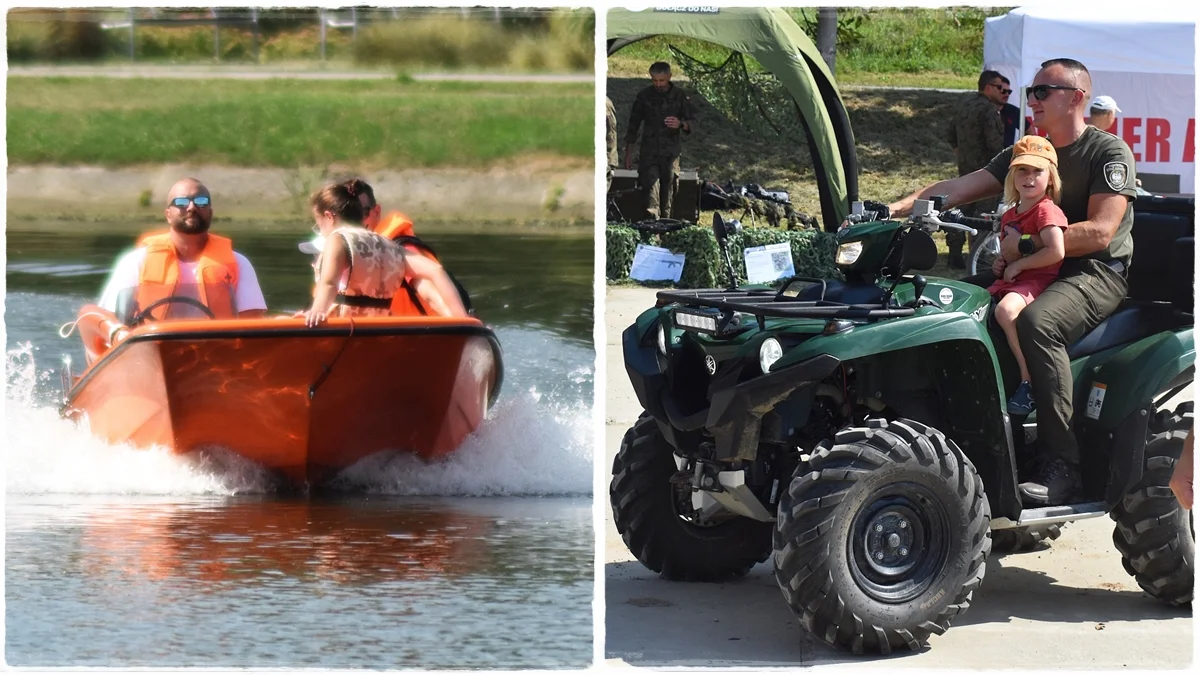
3;220;596;668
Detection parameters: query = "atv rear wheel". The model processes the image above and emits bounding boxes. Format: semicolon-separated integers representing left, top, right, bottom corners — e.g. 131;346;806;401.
610;414;773;581
1111;402;1194;606
991;524;1065;553
774;418;990;654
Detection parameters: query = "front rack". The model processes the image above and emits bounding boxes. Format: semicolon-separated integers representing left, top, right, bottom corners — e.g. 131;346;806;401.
657;277;915;324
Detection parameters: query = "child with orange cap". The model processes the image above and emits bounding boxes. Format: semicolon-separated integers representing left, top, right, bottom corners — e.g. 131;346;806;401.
988;135;1069;415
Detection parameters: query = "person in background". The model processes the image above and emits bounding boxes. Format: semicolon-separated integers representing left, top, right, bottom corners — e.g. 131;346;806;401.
945;70;1007;268
624;61;696;220
997;75;1022;146
1086;95;1120;133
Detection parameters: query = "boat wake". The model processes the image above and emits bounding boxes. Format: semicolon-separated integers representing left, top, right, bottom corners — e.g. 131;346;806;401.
5;339;593;497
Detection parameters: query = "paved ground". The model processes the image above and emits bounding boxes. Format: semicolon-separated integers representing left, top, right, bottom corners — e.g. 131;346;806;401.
6;64;592;83
602;286;1195;668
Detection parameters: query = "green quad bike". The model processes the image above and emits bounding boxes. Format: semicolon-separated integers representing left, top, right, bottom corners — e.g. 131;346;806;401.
611;195;1195;655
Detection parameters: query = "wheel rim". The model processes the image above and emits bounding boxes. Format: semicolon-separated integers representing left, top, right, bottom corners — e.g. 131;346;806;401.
848;482;950;603
969;232;1000;277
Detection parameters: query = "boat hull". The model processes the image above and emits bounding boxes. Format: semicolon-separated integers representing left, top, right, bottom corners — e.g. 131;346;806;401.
65;311;502;487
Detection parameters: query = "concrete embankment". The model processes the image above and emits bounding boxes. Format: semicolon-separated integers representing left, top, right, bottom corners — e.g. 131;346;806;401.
7;161;594;222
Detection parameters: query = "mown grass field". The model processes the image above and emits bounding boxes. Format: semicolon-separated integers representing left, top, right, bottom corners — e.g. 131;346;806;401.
6;78;593;168
608;6;1010;90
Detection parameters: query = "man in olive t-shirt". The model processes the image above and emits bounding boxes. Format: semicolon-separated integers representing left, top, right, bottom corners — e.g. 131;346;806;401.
884;58;1138;506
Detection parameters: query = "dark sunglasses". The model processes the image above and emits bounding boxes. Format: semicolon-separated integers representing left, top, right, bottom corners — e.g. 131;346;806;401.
991;83;1013;96
1028;84;1081;101
170;196;211;208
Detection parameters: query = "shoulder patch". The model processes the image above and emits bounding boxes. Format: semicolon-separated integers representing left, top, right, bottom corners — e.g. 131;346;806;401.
1103;161;1129;191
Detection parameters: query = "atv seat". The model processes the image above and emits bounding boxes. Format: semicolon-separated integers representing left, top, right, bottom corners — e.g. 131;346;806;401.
792;279;886;306
1066;300;1184;360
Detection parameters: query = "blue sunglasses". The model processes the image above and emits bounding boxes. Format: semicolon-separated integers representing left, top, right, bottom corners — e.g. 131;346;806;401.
170;196;211;208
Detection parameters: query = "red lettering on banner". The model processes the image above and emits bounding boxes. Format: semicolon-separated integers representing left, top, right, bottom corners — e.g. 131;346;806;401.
1023;117;1049;138
1122;118;1143;161
1185;119;1195;163
1145;118;1170;162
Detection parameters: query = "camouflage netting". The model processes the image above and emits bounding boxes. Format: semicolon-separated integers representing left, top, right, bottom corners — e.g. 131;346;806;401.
607;222;839;289
670;45;809;149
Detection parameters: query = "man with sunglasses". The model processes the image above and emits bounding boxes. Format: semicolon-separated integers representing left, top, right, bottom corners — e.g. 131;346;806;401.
98;178;267;328
885;58;1138;507
997;75;1023;146
945;70;1008;268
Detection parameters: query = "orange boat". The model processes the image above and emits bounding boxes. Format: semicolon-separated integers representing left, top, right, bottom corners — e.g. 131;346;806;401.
62;305;503;489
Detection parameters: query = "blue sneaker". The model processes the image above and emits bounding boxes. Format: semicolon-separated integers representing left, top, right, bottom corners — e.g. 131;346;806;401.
1007;380;1036;416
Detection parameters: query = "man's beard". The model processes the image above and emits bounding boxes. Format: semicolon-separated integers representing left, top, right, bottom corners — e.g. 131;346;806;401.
172;215;211;234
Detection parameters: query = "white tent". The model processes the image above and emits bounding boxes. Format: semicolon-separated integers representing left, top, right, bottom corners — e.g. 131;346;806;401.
984;6;1196;193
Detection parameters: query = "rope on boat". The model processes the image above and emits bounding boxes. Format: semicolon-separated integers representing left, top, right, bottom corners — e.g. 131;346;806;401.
308;316;356;400
57;312;111;339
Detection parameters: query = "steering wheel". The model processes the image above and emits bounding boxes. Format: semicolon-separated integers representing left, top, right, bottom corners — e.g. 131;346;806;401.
130;296;217;326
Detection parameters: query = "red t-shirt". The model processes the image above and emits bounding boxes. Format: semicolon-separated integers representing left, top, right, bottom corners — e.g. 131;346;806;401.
999;196;1068;284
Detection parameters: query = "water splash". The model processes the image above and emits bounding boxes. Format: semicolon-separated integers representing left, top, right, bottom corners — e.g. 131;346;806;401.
5;343;270;496
330;385;593;496
5;339;594;497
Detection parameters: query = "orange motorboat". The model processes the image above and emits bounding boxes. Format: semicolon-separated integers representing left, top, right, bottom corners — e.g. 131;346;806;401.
62;305;503;489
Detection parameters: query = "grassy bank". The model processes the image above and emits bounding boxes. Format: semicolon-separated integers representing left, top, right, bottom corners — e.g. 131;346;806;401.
6;78;592;168
608;6;1011;89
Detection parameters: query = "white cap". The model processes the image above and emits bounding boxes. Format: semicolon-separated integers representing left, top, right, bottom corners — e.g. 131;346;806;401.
298;236;324;255
1090;95;1121;112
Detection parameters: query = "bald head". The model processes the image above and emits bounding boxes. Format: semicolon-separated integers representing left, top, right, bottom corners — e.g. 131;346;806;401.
164;177;213;235
167;178;210;202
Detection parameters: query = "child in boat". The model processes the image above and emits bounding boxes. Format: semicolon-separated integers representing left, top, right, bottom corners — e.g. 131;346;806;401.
303;181;455;326
987;135;1069;415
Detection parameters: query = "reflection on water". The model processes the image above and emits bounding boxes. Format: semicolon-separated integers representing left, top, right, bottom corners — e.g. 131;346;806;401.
7;495;592;668
5;221;593;343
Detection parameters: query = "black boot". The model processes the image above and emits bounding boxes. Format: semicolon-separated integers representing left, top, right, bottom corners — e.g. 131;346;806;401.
948;250;966;269
1018;457;1080;506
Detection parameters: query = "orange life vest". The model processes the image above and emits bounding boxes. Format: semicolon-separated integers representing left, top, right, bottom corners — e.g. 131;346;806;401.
372;212;437;316
134;231;239;321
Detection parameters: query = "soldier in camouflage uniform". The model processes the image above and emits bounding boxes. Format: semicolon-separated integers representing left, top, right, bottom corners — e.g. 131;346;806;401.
624;62;696;220
945;70;1008;267
606;96;618;192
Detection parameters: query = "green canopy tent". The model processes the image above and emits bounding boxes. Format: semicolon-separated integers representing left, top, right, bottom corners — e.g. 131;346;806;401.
608;7;859;231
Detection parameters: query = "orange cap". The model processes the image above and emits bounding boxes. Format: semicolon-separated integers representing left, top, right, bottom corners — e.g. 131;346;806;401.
1010;135;1058;170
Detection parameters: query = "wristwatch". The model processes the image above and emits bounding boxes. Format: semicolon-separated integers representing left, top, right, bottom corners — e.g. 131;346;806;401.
1018;235;1035;255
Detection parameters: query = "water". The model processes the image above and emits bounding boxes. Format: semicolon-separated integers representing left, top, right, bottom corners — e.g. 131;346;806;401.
4;221;596;668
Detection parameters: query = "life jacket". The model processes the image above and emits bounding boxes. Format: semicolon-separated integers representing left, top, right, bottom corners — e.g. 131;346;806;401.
374;210;432;314
134;231;239;322
324;227;408;318
370;211;473;317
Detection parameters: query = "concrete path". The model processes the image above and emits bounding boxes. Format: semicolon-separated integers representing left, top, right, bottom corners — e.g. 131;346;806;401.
602;286;1194;668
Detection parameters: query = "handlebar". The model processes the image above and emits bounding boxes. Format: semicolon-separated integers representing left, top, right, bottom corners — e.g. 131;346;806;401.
922;214;977;237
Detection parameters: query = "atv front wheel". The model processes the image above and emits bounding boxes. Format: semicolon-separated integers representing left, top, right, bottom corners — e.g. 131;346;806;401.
1112;402;1194;606
991;524;1065;553
774;418;991;654
610;414;773;581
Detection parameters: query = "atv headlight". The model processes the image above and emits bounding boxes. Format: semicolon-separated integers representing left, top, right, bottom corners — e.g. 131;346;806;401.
759;337;783;373
656;324;667;355
836;241;863;265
